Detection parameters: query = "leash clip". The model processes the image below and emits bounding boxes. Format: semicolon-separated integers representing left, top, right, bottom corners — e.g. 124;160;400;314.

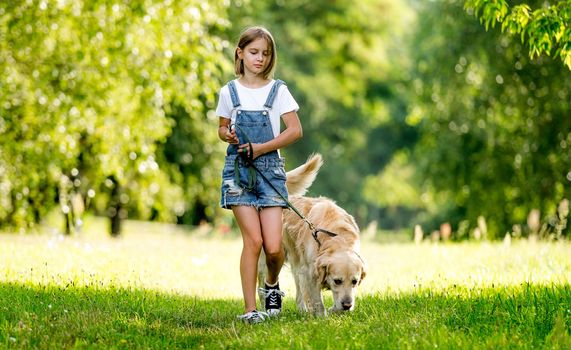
304;219;316;232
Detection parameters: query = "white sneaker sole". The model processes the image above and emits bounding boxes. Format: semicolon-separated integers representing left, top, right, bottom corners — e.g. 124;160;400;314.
266;309;281;317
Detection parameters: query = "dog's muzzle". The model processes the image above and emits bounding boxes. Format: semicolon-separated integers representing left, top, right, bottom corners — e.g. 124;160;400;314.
341;297;353;311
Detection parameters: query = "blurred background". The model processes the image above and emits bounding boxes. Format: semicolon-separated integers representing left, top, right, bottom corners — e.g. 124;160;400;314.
0;0;569;241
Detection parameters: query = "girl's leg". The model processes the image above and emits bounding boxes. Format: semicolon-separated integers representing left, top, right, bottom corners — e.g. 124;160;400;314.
232;206;263;312
259;207;285;285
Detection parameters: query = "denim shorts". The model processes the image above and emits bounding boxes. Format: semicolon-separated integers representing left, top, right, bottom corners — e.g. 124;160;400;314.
220;155;288;210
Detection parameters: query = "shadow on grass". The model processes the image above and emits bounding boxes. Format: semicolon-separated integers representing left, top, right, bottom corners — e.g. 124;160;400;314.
0;282;243;348
1;282;570;349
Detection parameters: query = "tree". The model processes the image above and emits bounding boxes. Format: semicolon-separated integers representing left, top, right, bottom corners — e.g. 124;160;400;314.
407;0;571;237
0;1;230;234
464;0;571;69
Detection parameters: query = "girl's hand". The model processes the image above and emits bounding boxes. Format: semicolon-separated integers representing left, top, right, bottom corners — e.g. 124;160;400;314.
224;127;239;144
238;143;263;159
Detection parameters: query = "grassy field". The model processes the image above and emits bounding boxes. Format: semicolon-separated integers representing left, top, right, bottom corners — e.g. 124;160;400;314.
1;218;570;349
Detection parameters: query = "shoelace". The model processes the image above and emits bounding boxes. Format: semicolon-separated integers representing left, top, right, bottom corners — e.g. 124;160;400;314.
258;288;285;306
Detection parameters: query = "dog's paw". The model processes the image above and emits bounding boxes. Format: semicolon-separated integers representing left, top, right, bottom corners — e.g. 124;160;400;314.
308;303;327;317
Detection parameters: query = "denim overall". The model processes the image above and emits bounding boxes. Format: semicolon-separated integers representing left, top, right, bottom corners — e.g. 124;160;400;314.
220;80;289;210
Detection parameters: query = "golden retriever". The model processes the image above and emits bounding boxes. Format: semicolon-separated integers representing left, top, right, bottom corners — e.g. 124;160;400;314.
258;154;366;316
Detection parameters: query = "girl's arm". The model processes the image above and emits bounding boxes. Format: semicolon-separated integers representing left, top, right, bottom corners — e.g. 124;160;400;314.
218;117;239;144
238;111;303;159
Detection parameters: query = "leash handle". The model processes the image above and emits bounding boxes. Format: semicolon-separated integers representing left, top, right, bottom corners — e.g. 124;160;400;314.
230;124;253;161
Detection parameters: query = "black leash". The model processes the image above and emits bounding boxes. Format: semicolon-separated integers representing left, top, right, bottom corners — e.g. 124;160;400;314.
230;124;337;248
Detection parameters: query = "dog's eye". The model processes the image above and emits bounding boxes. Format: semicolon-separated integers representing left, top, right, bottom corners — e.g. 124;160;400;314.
334;279;342;285
352;279;358;285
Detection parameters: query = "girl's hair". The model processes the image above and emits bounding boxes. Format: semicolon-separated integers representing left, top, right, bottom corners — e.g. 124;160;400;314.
234;26;277;79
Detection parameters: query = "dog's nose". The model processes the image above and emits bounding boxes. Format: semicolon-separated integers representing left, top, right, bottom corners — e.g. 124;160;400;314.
341;302;353;310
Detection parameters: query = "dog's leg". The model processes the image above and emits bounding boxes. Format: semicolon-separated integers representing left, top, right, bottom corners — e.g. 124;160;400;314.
307;282;326;316
257;249;267;309
298;267;313;312
306;268;326;316
292;267;307;312
298;267;325;316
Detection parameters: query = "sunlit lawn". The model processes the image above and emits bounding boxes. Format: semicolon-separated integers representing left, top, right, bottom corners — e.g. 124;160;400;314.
1;217;570;349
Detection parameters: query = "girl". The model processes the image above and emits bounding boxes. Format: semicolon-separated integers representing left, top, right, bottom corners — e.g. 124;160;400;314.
216;26;303;324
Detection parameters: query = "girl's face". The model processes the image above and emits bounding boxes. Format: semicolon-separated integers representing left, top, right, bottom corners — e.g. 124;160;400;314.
237;37;271;77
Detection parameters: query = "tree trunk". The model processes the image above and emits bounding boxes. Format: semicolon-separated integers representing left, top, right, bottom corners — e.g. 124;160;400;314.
107;176;122;237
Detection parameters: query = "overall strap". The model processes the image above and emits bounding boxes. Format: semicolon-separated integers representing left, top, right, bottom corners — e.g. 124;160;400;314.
263;79;284;109
227;80;241;108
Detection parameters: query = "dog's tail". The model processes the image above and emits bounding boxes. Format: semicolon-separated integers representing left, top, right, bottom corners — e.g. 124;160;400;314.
286;153;323;196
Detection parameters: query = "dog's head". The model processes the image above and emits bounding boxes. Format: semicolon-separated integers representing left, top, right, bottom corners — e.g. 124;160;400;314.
315;249;367;311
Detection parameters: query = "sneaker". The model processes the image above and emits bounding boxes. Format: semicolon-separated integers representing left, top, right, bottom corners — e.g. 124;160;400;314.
237;310;269;324
259;282;285;316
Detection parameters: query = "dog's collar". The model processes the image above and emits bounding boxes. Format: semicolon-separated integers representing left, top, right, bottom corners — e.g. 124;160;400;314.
312;228;338;249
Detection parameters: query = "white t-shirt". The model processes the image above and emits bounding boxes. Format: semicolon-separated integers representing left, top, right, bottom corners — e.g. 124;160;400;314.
216;79;299;138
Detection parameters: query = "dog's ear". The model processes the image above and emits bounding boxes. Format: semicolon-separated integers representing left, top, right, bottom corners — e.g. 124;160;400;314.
320;265;329;289
315;255;330;289
359;262;367;285
354;252;367;285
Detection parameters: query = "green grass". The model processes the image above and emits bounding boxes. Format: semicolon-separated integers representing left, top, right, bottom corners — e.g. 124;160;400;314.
1;219;570;349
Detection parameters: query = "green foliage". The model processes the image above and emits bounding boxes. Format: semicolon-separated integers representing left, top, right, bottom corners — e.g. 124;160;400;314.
363;151;420;208
1;0;569;238
0;1;231;232
408;0;571;236
465;0;571;69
